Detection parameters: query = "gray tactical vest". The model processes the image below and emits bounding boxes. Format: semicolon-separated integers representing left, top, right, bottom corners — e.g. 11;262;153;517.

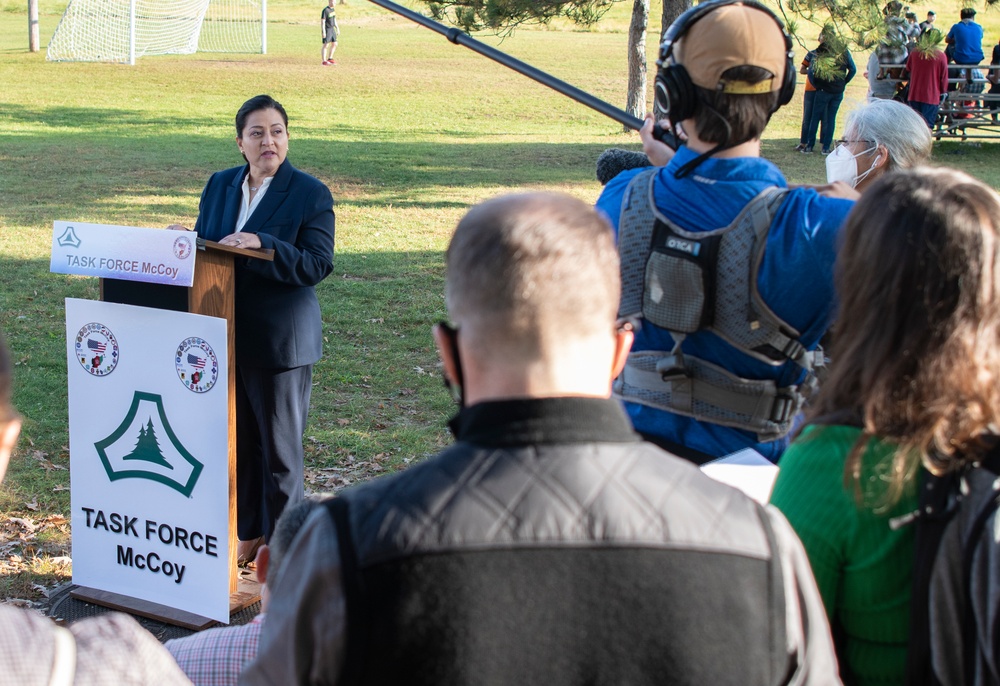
615;169;823;442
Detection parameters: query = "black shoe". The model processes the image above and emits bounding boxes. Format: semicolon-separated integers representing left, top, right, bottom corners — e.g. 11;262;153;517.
801;146;814;153
794;143;807;152
821;147;832;154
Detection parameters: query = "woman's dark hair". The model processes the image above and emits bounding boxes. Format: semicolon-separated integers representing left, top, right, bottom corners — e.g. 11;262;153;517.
692;66;779;145
808;167;1000;505
235;94;288;138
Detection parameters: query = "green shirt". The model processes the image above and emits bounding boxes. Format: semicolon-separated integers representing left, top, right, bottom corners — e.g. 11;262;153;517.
770;425;918;685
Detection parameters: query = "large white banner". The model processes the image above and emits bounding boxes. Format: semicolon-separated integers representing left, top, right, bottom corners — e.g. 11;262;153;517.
66;298;230;623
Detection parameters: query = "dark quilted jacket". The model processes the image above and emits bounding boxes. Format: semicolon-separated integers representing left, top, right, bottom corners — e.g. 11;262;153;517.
328;398;793;686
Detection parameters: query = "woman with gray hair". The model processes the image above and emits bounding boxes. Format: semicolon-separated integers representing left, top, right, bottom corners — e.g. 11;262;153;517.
819;98;932;199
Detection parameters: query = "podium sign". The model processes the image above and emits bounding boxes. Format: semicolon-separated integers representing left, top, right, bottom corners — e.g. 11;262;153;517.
66;298;230;624
51;221;197;287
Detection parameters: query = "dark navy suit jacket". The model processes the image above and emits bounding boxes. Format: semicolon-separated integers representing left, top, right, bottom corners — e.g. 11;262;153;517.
194;160;335;368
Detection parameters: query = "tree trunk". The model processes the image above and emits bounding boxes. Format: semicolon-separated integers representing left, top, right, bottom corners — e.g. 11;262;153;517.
660;0;691;46
624;0;649;131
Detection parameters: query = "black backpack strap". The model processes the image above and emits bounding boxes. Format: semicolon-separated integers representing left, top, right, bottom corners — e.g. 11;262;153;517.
959;451;1000;678
904;468;956;686
905;443;1000;686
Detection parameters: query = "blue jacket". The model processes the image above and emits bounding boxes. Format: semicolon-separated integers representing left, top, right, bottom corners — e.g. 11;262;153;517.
194;159;335;368
596;147;853;461
947;20;985;65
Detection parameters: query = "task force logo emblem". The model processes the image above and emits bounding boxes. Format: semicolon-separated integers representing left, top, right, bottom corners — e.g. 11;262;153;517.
94;391;204;496
57;226;82;249
173;235;193;260
75;323;119;376
175;338;219;393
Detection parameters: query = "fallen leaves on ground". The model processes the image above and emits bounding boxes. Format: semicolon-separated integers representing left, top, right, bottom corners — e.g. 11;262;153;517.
0;512;72;601
304;450;398;495
31;450;67;473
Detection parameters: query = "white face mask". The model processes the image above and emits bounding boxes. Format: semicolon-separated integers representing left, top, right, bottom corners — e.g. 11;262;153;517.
825;143;880;187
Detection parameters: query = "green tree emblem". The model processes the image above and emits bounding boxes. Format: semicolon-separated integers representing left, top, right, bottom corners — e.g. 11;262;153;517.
94;392;203;497
123;418;173;469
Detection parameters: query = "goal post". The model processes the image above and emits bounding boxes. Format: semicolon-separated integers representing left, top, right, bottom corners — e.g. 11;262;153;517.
46;0;266;64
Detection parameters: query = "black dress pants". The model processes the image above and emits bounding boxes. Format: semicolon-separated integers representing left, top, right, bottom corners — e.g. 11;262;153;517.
235;364;313;541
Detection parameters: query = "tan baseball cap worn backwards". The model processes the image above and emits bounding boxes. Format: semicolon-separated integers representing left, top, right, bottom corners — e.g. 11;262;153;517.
676;3;787;95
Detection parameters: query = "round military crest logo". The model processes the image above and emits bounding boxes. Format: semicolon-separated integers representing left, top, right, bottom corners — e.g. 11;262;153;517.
175;337;219;393
173;235;193;260
75;323;119;376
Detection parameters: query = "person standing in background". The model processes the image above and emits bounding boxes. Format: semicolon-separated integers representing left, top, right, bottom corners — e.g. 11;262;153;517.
321;0;339;66
905;29;949;127
796;47;819;150
805;31;856;154
919;10;936;34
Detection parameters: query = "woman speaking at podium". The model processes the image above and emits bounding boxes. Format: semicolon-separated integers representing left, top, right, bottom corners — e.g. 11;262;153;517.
169;94;335;567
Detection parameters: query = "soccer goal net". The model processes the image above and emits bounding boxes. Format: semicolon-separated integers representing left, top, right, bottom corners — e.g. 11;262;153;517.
47;0;266;64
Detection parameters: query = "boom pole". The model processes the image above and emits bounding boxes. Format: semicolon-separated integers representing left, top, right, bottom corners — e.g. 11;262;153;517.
366;0;677;148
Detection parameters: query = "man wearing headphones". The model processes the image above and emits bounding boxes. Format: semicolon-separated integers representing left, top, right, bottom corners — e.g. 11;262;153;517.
597;0;855;464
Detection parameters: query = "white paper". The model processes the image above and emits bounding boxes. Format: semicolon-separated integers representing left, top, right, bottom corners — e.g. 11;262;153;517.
701;448;779;504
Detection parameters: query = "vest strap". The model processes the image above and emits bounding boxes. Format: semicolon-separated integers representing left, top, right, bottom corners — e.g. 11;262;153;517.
327;497;366;686
614;170;823;440
616;351;805;441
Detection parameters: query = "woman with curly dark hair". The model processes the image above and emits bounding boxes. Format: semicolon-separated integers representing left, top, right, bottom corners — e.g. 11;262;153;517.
770;166;1000;685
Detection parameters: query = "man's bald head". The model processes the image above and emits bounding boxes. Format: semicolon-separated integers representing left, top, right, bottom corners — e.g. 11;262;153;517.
445;193;620;366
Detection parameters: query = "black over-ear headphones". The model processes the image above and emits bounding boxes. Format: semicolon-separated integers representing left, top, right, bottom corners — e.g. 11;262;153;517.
653;0;796;124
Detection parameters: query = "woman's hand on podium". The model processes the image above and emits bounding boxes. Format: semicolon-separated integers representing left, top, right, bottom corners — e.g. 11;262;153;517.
218;232;261;250
166;224;192;231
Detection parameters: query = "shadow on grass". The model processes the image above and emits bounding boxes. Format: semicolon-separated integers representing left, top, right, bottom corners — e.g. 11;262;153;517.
0;248;451;468
3;103;220;130
3;103;628;224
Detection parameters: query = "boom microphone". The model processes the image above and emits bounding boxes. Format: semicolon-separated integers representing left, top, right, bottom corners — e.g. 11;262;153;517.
366;0;679;150
596;149;652;185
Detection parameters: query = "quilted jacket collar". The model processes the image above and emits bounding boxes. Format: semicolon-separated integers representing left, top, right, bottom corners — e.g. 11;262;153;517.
448;398;640;447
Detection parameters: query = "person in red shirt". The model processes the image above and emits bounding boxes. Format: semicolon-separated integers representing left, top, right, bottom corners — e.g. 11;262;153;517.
905;29;949;127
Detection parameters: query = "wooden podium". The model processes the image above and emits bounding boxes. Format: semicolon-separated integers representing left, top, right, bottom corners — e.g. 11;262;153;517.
72;238;275;629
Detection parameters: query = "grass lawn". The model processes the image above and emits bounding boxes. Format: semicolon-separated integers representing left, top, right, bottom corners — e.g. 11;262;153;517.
0;0;998;601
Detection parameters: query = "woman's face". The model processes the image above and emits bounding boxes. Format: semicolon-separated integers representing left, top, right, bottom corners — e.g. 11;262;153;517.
843;134;885;191
237;108;288;178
